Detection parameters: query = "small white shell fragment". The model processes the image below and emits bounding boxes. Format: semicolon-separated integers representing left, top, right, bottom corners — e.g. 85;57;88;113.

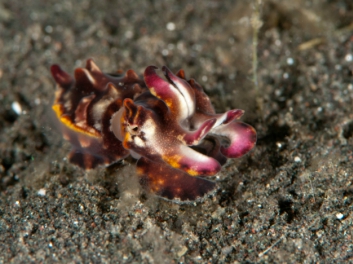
294;156;302;163
11;101;22;115
177;246;188;258
336;213;344;220
166;22;176;31
37;188;46;196
345;54;352;62
287;57;294;65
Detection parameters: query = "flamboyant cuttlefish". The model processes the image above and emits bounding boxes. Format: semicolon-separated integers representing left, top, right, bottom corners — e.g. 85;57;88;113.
51;59;256;202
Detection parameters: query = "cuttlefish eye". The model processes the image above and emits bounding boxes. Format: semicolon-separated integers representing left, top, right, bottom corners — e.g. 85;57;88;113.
131;125;138;131
111;98;143;141
127;124;139;134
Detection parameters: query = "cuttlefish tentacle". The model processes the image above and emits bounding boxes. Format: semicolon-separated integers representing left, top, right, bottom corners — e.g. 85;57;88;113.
182;118;216;145
51;64;74;90
161;144;221;176
191;136;227;166
162;66;195;117
211;121;257;158
191;109;244;129
144;66;195;122
187;78;215;114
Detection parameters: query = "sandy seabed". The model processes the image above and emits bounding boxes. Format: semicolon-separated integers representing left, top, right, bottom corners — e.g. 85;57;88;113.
0;0;352;263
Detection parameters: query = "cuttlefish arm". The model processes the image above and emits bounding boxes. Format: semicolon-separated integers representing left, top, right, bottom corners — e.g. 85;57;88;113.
144;66;195;122
211;121;257;158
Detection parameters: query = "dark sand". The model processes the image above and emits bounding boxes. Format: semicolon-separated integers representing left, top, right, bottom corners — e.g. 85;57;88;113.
0;0;352;263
